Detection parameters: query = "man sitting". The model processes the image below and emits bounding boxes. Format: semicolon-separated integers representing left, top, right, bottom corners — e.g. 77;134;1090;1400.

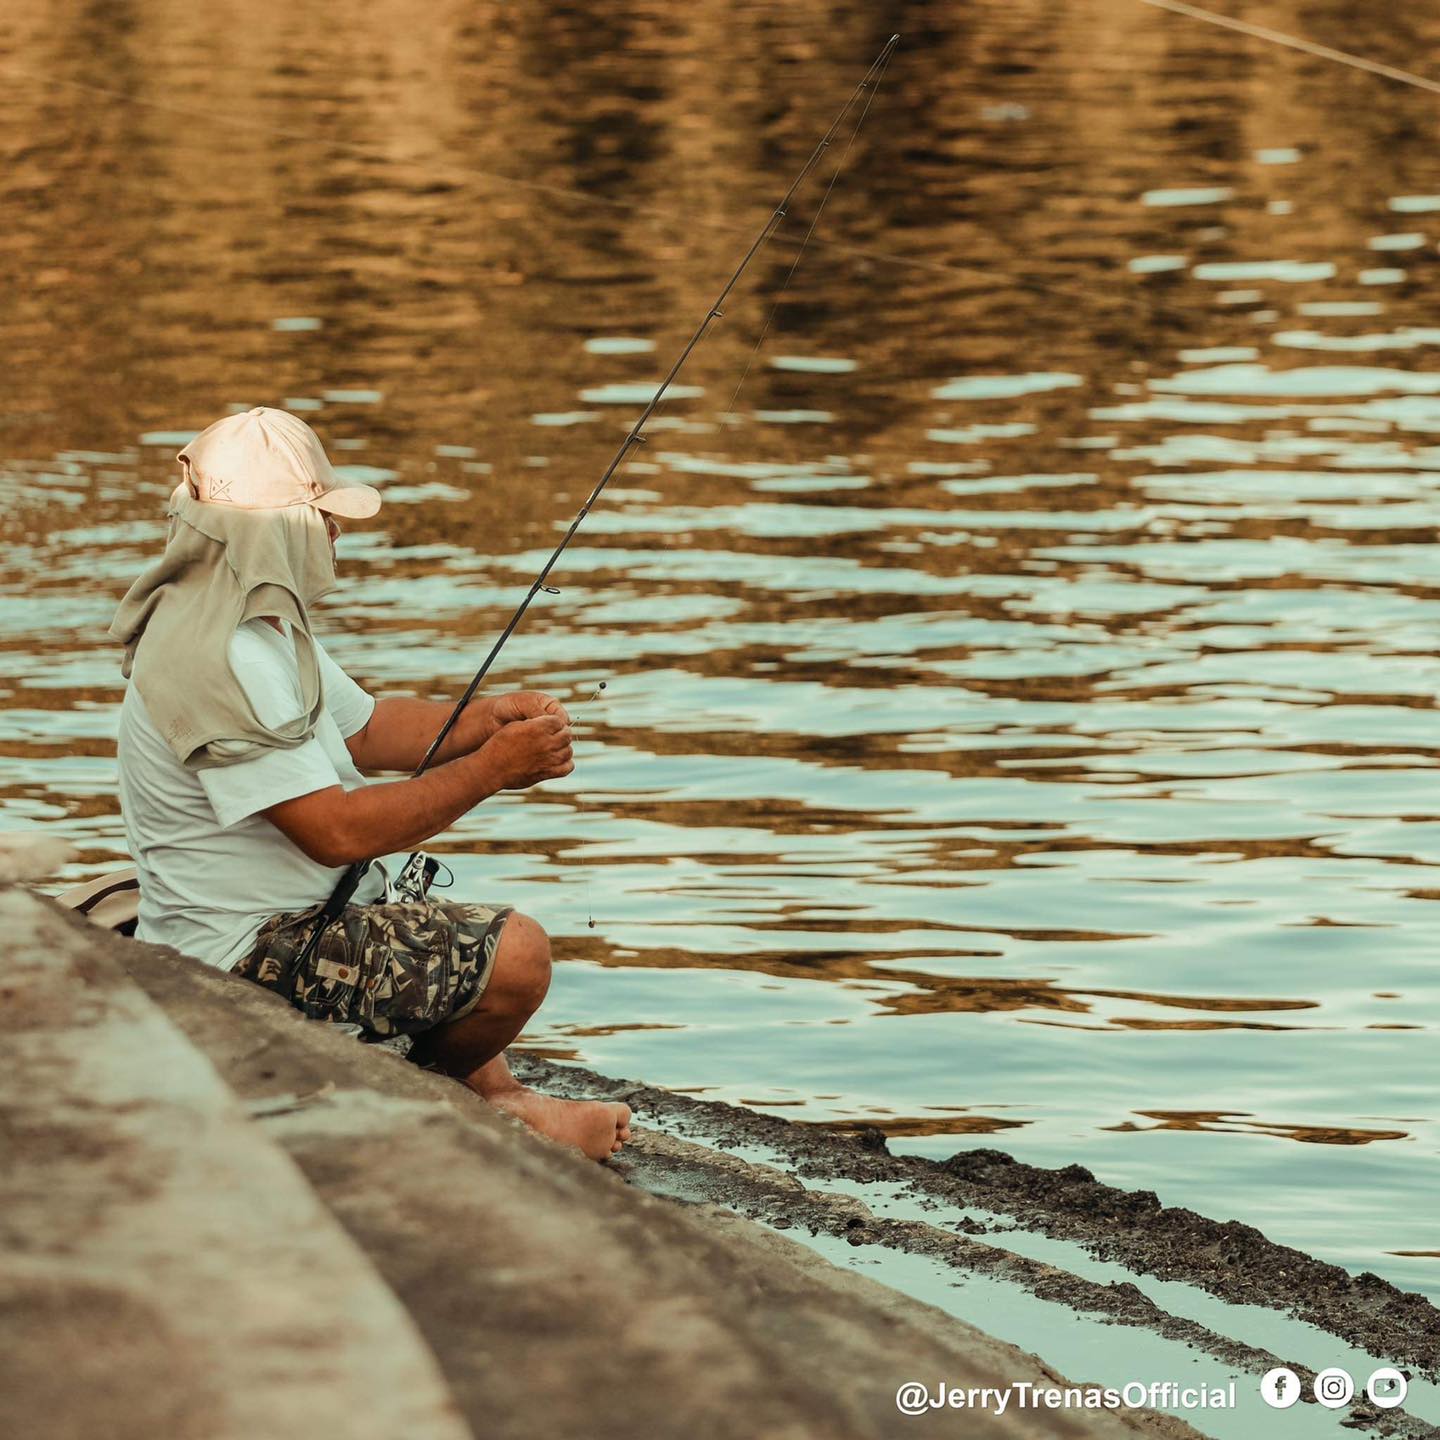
111;407;630;1160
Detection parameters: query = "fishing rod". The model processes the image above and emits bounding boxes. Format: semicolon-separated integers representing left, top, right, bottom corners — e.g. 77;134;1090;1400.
297;34;899;966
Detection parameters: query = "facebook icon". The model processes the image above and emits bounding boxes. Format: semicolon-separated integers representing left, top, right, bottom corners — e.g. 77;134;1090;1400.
1261;1367;1302;1409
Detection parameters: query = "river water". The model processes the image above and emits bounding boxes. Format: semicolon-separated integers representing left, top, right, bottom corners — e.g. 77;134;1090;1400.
2;0;1438;1300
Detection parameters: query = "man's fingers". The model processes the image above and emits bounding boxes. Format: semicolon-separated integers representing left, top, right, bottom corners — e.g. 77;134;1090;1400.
503;690;569;724
525;714;568;735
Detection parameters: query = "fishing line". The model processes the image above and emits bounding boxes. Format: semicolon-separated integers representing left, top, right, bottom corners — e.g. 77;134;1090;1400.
571;679;608;931
1138;0;1440;95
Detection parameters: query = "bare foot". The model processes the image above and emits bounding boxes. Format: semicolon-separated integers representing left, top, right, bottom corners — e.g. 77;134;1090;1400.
484;1084;632;1162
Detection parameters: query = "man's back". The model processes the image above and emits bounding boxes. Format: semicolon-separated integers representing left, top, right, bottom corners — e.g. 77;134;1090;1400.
118;618;382;970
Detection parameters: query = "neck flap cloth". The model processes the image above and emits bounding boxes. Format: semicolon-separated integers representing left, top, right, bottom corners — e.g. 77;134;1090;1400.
110;486;337;769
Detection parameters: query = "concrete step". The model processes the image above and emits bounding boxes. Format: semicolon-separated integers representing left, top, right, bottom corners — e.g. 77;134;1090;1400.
117;927;1203;1440
0;887;470;1440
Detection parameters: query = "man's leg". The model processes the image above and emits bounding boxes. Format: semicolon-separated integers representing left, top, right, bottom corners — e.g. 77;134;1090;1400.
410;911;632;1161
409;911;551;1074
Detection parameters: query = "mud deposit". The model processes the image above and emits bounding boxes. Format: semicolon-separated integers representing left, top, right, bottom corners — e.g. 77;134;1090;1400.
516;1055;1440;1437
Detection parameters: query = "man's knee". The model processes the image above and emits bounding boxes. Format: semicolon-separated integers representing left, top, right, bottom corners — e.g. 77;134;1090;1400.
490;911;551;1014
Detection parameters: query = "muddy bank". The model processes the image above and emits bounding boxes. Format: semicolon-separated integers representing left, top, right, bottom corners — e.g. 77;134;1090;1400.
515;1056;1440;1388
605;1123;1440;1440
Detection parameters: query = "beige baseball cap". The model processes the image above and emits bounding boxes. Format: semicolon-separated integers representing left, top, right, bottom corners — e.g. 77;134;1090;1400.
177;407;382;518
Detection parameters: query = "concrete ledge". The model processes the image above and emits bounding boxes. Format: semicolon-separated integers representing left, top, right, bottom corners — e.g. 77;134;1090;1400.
0;888;468;1440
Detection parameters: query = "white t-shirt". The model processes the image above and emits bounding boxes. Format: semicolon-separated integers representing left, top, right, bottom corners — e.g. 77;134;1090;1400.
118;619;386;971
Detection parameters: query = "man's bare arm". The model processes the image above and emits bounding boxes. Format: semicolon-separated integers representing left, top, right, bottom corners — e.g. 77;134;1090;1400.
343;696;494;773
345;691;570;773
266;715;573;867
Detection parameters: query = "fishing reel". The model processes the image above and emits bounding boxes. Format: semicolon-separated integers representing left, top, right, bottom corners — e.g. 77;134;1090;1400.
390;850;444;904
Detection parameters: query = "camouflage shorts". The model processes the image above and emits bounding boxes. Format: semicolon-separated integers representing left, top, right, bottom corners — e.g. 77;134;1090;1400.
233;898;513;1039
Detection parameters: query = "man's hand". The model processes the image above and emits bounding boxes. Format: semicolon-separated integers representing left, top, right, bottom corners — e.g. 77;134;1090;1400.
489;690;570;728
479;714;574;790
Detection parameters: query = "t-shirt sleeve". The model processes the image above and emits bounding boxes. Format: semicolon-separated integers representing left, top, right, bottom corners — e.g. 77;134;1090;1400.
314;637;375;740
197;625;349;829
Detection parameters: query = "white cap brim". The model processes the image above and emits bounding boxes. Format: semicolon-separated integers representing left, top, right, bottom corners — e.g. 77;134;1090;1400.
313;482;382;519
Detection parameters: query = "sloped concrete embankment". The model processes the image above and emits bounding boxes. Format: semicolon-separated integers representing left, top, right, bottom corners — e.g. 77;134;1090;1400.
2;884;1197;1440
0;886;467;1440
